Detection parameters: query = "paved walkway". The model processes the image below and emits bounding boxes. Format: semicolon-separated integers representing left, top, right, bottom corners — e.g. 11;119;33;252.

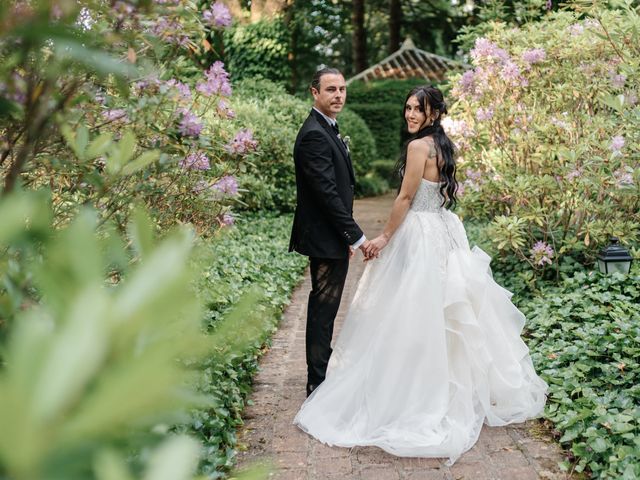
236;194;573;480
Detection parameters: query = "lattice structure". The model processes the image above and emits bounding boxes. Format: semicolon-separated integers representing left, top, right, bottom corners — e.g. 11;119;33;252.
347;38;469;84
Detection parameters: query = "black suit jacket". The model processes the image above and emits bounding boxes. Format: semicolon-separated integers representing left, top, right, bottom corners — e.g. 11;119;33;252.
289;109;364;259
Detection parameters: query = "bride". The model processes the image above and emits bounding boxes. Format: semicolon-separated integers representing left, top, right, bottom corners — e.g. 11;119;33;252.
293;85;548;465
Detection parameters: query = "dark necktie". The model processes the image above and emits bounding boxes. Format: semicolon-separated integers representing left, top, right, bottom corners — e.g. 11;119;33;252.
331;123;340;136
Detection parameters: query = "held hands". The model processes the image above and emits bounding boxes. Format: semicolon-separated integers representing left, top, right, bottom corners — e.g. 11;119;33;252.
361;234;389;261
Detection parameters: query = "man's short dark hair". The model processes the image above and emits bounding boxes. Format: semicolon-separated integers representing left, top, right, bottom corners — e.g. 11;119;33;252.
310;67;343;92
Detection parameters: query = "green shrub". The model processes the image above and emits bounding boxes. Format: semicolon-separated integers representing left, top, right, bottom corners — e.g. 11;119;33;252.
337;107;383;196
449;4;640;276
522;267;640;479
0;193;212;480
223;18;291;86
347;78;445;159
187;212;307;476
371;159;400;189
229;79;383;211
356;174;390;198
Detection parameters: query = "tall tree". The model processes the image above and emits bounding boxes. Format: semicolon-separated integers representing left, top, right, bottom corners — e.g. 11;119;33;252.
388;0;402;54
352;0;367;73
250;0;289;21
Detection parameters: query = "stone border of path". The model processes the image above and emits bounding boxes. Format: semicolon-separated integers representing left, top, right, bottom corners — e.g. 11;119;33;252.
236;194;576;480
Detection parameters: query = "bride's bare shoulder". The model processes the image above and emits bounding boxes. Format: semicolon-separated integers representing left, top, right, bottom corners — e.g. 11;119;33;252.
407;136;436;159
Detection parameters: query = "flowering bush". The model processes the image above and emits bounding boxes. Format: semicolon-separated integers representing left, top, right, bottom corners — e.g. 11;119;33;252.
0;0;253;234
447;3;639;276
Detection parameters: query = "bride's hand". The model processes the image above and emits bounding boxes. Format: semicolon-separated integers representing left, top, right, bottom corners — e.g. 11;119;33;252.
364;234;389;261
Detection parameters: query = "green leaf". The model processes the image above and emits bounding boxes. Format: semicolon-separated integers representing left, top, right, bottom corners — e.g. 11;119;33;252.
120;149;160;176
86;132;114;159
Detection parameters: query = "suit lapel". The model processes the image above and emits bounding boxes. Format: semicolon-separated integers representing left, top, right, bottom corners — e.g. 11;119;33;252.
310;110;355;183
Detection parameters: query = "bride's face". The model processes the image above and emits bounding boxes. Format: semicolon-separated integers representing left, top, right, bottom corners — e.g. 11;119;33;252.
405;95;427;133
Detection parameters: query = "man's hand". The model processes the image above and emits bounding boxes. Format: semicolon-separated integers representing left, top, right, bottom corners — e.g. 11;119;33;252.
349;246;355;260
363;234;389;261
358;240;372;261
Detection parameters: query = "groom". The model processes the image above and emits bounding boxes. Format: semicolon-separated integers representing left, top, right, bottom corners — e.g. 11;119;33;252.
289;67;370;397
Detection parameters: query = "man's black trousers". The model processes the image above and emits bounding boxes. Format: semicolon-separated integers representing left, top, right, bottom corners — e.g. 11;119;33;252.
306;256;349;388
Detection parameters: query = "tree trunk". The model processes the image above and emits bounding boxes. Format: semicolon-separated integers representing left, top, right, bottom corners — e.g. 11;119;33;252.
352;0;367;74
250;0;288;22
388;0;402;54
221;0;244;22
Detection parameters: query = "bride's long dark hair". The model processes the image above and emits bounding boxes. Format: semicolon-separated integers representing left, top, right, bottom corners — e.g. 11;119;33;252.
395;85;458;209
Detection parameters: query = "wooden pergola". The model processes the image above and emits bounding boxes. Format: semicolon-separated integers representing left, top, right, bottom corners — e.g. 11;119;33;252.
347;38;469;84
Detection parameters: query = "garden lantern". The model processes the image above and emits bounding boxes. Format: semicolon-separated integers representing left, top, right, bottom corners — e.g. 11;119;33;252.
597;237;633;274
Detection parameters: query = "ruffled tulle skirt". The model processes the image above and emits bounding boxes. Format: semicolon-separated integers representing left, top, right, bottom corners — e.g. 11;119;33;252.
293;208;548;465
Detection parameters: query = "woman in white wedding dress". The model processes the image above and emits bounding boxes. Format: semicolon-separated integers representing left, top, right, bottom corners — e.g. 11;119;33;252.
293;85;548;465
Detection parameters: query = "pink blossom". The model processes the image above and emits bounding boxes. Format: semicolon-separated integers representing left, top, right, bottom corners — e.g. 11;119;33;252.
178;109;203;137
150;17;190;46
225;129;258;155
568;24;584;36
470;38;510;64
197;61;232;97
530;241;554;266
566;168;582;182
442;118;473;138
217;99;236;119
213;175;239;196
610;73;626;89
166;79;192;101
221;212;235;226
610;135;625;153
180;152;210;170
203;2;232;27
500;61;525;86
475;107;494;122
613;167;634;187
522;48;546;65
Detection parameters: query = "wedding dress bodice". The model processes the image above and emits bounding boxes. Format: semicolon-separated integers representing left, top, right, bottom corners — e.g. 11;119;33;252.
410;179;444;212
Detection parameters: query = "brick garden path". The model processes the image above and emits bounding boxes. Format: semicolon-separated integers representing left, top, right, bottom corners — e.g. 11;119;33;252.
236;193;573;480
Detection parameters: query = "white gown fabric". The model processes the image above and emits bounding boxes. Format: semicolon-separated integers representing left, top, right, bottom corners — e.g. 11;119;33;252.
293;179;548;465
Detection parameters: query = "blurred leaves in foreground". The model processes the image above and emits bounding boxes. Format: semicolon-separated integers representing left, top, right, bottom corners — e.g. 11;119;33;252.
0;190;268;480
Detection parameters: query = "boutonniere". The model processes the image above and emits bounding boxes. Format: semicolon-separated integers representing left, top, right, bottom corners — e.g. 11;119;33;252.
338;134;351;152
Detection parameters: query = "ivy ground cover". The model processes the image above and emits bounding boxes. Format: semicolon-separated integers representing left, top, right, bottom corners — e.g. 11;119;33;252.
186;213;307;477
522;269;640;479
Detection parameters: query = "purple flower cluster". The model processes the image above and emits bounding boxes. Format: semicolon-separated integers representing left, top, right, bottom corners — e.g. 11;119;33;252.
203;2;232;27
501;61;528;87
610;73;626;89
530;241;554;267
610;135;625;154
180;152;210;170
441;118;474;139
221;212;235;226
462;168;483;192
470;38;509;64
217;99;236;119
165;79;192;101
568;24;584;36
213;175;239;196
225;129;258;155
613;167;634;187
178;109;203;137
475;107;494;122
197;61;232;97
521;48;546;66
565;168;583;182
150;17;190;46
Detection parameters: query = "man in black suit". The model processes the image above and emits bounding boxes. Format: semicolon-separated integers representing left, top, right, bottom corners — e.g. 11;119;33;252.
289;67;370;397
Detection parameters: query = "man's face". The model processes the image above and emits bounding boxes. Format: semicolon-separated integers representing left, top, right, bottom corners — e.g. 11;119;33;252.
311;73;346;119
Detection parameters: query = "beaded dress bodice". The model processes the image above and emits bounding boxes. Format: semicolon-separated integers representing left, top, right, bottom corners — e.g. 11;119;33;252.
410;179;444;212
